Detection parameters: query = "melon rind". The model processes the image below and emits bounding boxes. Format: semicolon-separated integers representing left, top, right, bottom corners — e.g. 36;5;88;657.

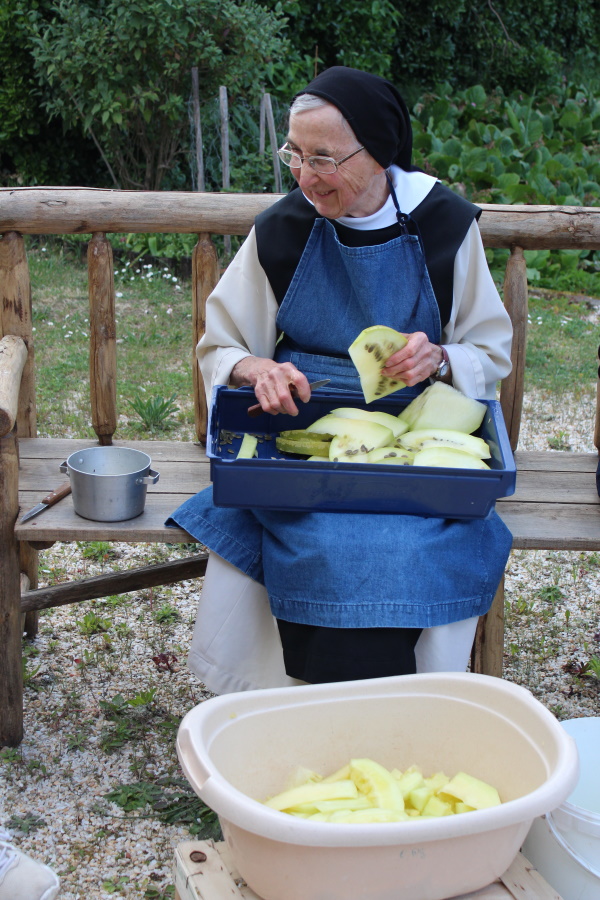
413;447;490;470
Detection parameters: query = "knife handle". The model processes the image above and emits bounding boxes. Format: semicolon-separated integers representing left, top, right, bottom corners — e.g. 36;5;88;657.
247;383;301;418
41;481;72;507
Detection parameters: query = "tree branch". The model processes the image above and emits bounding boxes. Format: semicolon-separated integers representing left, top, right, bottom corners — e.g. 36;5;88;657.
487;0;521;49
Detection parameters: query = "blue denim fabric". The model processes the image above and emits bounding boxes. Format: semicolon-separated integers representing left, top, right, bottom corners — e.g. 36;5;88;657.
166;218;513;627
276;218;441;355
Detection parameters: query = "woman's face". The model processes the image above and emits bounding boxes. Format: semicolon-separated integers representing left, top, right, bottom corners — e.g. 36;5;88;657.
286;104;388;219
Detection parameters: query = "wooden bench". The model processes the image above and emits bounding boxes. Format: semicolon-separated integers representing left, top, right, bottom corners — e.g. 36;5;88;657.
1;188;599;747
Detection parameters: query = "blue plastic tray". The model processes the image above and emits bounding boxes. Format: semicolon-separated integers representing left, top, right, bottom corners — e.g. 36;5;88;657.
208;386;516;518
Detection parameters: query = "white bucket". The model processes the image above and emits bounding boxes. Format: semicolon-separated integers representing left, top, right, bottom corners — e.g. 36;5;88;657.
523;716;600;900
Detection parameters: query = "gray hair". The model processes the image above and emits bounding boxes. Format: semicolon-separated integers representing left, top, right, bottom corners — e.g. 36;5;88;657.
289;92;354;139
289;93;330;116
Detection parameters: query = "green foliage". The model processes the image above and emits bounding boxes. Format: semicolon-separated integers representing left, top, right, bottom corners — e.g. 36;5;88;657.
29;0;289;189
78;540;116;562
78;612;113;636
152;603;181;625
261;0;600;96
265;0;401;88
411;82;600;207
7;813;47;834
127;393;179;431
105;777;221;838
0;0;103;185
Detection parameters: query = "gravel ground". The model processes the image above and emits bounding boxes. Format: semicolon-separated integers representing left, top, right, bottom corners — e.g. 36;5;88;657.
1;388;599;900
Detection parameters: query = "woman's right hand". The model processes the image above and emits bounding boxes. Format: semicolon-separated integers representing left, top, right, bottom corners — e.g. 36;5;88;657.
230;356;312;416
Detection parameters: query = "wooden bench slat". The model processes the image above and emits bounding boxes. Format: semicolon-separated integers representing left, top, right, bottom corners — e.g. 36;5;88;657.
17;436;206;459
498;502;600;549
514;450;599;473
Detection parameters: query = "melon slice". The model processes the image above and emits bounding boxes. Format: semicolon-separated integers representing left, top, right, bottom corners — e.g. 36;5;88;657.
329;407;409;438
366;447;413;465
329;435;371;463
348;326;408;403
306;415;393;450
399;382;486;434
399;428;491;459
236;433;258;459
275;436;331;457
439;772;501;810
412;447;490;470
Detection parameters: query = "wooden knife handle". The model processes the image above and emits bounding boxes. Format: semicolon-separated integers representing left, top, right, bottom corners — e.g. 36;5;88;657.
246;401;263;417
41;481;72;507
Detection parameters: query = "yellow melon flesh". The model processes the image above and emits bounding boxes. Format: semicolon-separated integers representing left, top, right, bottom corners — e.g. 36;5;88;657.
399;382;486;433
348;326;408;403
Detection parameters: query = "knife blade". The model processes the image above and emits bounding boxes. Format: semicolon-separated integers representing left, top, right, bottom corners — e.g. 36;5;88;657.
20;481;72;524
247;379;331;417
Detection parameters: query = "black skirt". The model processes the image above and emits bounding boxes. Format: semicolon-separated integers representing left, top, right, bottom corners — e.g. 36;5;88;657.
276;620;422;683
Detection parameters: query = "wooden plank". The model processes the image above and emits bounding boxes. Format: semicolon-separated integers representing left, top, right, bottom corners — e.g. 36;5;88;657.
0;231;37;438
500;246;528;450
472;577;504;678
21;553;208;613
0;334;27;436
508;471;599;504
17;436;207;460
497;502;600;549
0;427;23;746
88;233;117;443
15;494;199;543
173;842;247;899
192;234;219;444
173;843;562;900
513;450;599;473
500;853;563;900
17;457;211;495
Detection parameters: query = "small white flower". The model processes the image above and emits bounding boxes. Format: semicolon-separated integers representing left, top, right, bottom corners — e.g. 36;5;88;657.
166;307;173;315
116;292;123;298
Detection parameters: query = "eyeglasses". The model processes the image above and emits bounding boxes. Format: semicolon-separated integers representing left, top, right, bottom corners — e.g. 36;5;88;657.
277;144;365;174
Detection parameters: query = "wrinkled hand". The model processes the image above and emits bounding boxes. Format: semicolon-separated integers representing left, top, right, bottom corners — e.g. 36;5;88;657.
231;357;311;416
382;332;444;386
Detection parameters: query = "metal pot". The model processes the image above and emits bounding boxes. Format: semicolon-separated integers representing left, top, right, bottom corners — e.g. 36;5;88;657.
60;447;159;521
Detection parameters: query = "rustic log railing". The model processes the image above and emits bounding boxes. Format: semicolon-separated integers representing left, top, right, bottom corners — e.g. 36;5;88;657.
1;186;600;747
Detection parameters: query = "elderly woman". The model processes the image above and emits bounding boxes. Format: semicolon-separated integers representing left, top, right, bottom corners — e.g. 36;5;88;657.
167;67;513;692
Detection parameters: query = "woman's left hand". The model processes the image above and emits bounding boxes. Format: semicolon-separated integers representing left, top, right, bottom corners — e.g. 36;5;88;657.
382;332;444;386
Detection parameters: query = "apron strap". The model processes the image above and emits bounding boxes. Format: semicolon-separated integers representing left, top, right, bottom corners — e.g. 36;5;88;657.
385;171;426;254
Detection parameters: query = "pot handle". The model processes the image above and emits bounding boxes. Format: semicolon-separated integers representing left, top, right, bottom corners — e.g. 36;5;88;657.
59;461;69;476
137;468;159;486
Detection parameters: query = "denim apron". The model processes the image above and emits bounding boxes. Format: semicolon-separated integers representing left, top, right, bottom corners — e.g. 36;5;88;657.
168;217;512;629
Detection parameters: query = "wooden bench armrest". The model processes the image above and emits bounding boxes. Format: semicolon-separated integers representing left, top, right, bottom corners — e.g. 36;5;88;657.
0;335;28;437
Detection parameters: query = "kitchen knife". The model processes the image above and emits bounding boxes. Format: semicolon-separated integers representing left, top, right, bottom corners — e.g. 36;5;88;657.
20;482;72;524
247;379;331;417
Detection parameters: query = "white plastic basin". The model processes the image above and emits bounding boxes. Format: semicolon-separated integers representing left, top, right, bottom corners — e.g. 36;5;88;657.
177;673;578;900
